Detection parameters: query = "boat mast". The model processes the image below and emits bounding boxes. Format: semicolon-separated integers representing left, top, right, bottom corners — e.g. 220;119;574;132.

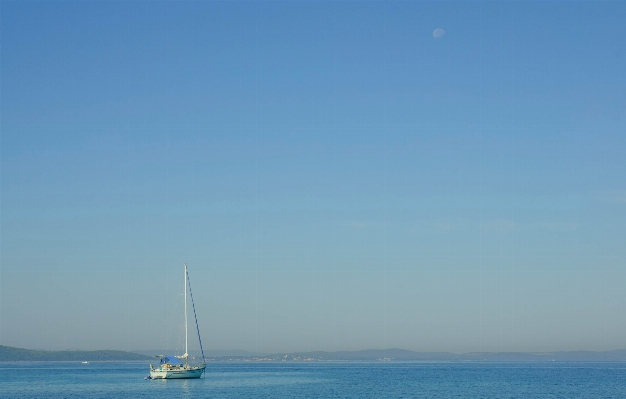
187;266;206;364
184;263;188;364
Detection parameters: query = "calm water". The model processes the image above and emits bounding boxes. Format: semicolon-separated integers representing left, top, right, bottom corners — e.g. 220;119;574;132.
1;361;625;398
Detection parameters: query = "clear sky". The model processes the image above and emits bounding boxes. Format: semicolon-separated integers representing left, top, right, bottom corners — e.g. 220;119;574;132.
1;1;625;353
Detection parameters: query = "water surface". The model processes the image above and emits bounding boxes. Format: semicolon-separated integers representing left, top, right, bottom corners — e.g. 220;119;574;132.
1;361;625;398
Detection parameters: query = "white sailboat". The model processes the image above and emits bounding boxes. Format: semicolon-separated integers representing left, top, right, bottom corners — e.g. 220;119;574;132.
149;264;206;379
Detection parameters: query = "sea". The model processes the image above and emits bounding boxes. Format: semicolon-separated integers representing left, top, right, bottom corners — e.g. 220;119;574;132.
1;361;625;398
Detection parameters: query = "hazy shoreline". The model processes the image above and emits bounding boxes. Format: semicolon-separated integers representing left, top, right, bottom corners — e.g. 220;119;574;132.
3;345;626;362
0;345;152;362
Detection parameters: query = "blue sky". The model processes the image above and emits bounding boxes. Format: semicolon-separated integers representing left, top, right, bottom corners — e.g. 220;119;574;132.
1;1;625;353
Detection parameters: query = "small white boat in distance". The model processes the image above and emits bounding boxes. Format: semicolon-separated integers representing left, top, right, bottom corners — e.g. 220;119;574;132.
149;264;206;379
82;361;89;364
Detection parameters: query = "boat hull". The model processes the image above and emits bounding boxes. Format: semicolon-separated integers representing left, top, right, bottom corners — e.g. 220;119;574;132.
150;366;205;379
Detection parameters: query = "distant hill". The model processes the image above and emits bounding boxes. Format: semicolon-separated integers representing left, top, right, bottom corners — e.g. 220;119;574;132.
4;345;625;362
0;345;153;361
279;348;455;361
134;349;264;358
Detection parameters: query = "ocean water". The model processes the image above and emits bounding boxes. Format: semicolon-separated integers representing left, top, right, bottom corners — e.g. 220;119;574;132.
1;361;625;398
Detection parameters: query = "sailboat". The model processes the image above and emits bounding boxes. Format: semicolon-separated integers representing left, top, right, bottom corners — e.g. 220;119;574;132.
149;264;206;379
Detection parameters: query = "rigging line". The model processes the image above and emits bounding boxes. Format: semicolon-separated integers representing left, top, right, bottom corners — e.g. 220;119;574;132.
186;268;206;363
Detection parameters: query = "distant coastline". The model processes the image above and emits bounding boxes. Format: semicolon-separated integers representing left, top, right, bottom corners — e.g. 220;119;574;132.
4;345;625;362
202;348;626;362
0;345;152;361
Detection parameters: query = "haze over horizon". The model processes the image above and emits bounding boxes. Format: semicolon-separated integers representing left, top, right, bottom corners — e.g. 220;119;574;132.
1;1;625;354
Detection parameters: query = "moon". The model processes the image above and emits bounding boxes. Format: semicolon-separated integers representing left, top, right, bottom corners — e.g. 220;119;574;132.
433;28;445;38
